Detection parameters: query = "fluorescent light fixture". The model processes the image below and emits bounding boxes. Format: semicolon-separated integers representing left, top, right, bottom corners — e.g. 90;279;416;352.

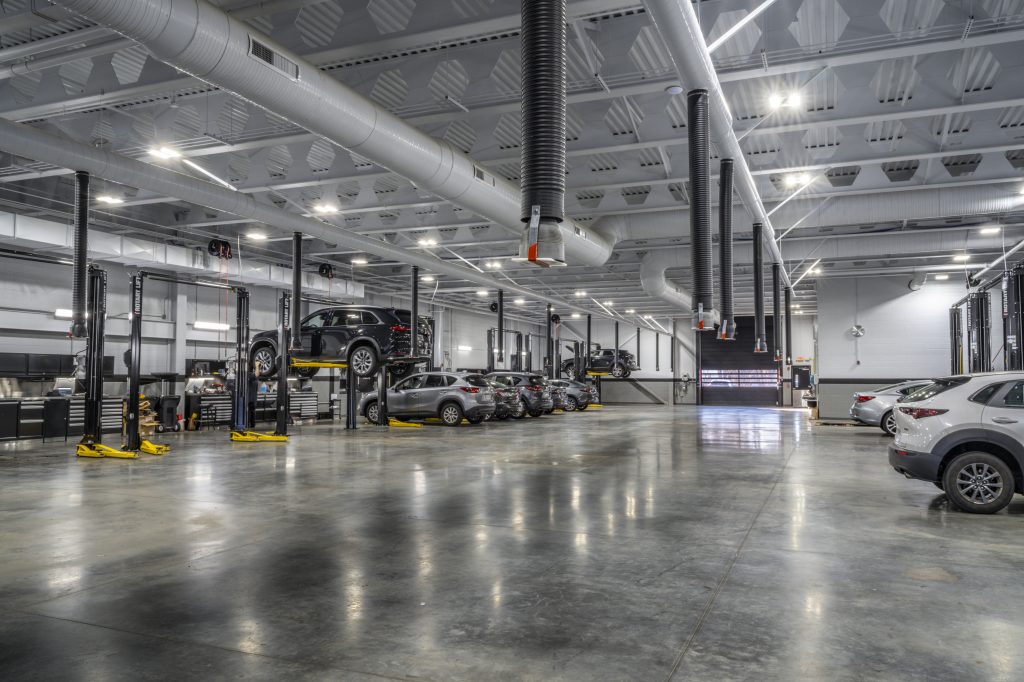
980;226;1001;235
603;300;613;306
484;261;502;270
313;203;338;214
54;308;73;319
768;93;784;109
625;308;635;314
351;257;368;265
514;298;526;305
96;195;124;205
812;267;822;274
246;231;267;240
783;172;810;188
194;320;230;331
574;290;587;297
457;345;473;352
793;304;801;309
785;91;802;108
148;146;181;160
476;289;489;296
420;275;435;282
934;273;950;280
418;237;437;247
571;312;581;318
643;314;653;319
182;159;236;190
795;310;804;315
953;254;970;262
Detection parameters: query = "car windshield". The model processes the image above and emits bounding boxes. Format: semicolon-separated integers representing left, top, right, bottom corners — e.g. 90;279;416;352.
462;374;489;387
898;376;971;402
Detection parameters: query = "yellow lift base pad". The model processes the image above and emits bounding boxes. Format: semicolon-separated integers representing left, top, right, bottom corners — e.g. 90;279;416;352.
388;417;422;428
230;431;289;442
76;443;139;459
290;359;349;369
140;440;170;455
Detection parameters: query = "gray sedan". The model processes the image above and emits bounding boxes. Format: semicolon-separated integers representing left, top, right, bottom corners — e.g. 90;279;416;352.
360;372;495;426
548;379;598;411
850;379;931;435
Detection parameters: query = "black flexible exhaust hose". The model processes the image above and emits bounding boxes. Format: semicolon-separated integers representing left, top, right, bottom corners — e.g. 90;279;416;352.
718;158;735;340
688;89;713;329
290;232;302;351
772;263;781;360
784;286;793;365
71;171;89;338
520;0;566;224
753;222;767;353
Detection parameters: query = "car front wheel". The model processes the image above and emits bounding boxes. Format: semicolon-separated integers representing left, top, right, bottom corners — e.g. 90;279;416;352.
440;402;464;426
880;410;897;436
611;363;625;378
564;396;578;412
943;452;1015;514
251;344;278;377
365;401;382;425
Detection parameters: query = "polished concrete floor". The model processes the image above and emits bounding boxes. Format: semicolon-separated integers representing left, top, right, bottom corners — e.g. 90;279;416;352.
2;406;1023;681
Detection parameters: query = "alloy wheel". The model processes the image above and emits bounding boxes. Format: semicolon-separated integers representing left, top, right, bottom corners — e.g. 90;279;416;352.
366;403;380;424
955;462;1003;505
442;405;461;425
883;412;897;435
350;347;375;375
253;347;275;374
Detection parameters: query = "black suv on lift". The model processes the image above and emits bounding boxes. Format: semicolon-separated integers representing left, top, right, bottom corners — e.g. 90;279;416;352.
560;347;639;378
249;305;430;379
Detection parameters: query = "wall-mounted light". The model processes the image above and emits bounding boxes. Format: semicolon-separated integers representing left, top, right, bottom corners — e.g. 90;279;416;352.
980;226;1001;235
194;320;230;331
934;273;950;280
54;308;73;319
457;345;473;352
96;195;124;205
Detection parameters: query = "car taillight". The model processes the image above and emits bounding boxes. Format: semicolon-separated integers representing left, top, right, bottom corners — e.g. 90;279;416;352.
898;407;948;419
390;325;410;332
459;386;479;393
856;395;875;402
525;385;543;392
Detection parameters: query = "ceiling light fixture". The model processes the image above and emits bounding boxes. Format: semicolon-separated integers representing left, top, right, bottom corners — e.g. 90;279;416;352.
54;308;73;319
194;320;230;331
783;172;810;188
953;254;970;262
457;345;473;352
351;257;368;265
980;226;1002;235
571;312;581;318
664;84;684;95
96;195;124;205
313;203;339;214
934;273;950;280
246;232;267;240
418;237;437;247
420;275;435;282
514;298;526;305
476;289;489;297
148;146;181;160
625;308;636;314
574;290;586;297
603;300;614;306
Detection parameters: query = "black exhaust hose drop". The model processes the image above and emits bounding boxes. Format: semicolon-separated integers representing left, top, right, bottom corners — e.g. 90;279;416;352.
71;171;89;338
753;222;767;353
784;285;793;365
718;158;735;340
688;89;713;330
520;0;566;224
772;262;782;360
290;232;302;351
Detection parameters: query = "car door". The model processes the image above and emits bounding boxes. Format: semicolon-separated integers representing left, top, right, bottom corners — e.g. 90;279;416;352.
298;311;330;358
416;374;453;415
389;374;426;414
980;381;1024;442
318;310;347;359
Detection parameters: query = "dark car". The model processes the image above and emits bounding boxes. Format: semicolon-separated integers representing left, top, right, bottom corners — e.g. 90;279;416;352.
486;372;553;418
561;348;639;378
249;305;430;379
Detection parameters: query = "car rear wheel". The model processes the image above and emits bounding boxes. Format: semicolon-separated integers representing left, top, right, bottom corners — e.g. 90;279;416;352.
880;410;897;436
528;408;543;418
466;415;484;425
348;345;378;377
576;403;588;411
439;402;463;426
611;363;625;378
365;400;383;425
251;344;277;378
564;396;578;412
510;400;527;419
943;452;1015;514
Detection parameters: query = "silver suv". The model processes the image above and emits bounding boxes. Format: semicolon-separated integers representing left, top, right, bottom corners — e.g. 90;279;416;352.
360;372;495;426
549;379;597;411
486;372;553;418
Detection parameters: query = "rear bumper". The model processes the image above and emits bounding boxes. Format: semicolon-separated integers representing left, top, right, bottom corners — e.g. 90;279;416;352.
526;397;554;411
850;404;881;425
465;405;495;419
888;443;942;482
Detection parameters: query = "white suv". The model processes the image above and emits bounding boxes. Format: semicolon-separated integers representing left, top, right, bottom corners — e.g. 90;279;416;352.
889;372;1024;514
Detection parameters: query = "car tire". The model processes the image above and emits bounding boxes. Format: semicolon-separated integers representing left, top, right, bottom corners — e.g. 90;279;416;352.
622;370;632;378
296;365;319;379
251;344;278;378
544;407;555;414
155;424;165;434
466;415;484;425
390;362;413;378
510;400;527;420
564;396;578;412
943;451;1015;514
496;413;509;421
611;363;625;378
348;345;379;378
364;400;383;425
880;410;897;436
439;402;463;426
528;409;543;418
576;403;588;411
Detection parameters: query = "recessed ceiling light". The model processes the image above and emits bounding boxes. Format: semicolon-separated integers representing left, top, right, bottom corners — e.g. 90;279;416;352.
980;226;1001;235
953;254;970;262
313;203;338;214
514;298;526;304
95;195;123;205
934;273;950;280
148;146;181;160
664;84;684;95
246;232;267;240
351;257;368;265
476;289;488;297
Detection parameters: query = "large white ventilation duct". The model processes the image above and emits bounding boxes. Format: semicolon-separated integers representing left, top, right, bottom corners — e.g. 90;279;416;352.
0;117;606;316
642;0;790;287
51;0;614;266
